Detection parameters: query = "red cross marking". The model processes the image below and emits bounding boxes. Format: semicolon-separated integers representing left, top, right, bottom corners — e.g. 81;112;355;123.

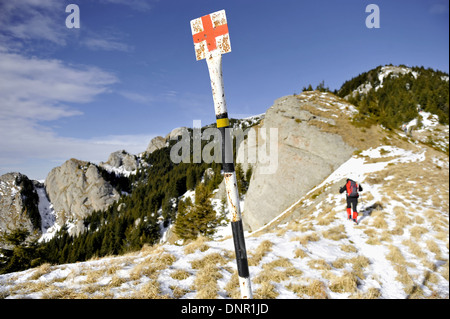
192;14;229;52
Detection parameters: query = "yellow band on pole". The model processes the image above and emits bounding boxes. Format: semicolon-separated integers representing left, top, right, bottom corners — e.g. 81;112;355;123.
216;118;229;128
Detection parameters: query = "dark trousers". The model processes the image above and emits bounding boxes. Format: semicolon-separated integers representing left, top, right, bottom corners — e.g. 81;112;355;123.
347;196;358;213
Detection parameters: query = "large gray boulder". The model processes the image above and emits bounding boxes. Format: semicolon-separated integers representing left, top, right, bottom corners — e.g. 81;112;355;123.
45;159;120;235
241;93;356;231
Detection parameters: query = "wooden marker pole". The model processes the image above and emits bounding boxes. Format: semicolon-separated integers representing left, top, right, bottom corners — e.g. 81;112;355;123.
190;10;252;299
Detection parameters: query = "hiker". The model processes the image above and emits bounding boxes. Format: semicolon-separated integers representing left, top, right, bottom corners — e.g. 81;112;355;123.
339;179;363;223
402;124;408;135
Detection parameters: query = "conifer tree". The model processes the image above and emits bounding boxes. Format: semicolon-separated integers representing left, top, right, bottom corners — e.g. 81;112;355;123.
174;183;220;240
174;197;196;240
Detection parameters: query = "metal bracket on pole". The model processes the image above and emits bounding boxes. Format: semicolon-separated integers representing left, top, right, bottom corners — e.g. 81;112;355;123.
190;9;252;299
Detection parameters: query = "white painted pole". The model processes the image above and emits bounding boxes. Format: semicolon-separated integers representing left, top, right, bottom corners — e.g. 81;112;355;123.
190;10;252;299
206;52;253;299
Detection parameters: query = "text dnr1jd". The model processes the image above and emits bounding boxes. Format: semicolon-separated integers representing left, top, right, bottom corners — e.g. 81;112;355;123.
226;303;269;315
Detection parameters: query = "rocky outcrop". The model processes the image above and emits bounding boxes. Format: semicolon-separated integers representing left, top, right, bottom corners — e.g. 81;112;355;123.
45;159;120;235
145;128;188;155
146;136;167;154
0;173;41;247
240;93;356;231
165;127;188;141
100;150;139;176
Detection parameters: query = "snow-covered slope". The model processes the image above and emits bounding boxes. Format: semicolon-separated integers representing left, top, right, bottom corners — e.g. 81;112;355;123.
1;132;448;299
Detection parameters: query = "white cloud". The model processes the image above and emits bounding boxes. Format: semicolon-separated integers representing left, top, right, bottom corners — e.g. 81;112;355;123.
0;51;117;121
0;51;155;179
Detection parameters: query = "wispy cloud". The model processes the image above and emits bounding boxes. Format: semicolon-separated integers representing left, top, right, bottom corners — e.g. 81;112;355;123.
82;36;134;52
81;28;135;53
99;0;156;12
119;91;155;105
0;51;117;121
0;1;136;53
0;0;67;46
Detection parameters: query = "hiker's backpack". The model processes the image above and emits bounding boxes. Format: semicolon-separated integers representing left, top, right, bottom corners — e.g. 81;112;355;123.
347;180;359;197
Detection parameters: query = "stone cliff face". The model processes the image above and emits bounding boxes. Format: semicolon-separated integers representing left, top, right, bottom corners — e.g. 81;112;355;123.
240;92;357;231
0;172;41;247
45;159;120;235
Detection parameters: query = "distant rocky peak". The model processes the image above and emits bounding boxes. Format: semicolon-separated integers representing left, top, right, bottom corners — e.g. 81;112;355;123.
99;150;139;176
45;158;120;236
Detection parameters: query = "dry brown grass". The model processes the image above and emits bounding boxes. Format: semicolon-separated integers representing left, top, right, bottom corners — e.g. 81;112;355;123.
402;239;427;259
385;245;420;295
193;263;223;299
322;225;347;241
307;259;332;271
42;287;90;299
170;285;190;299
190;252;229;299
130;252;176;281
254;282;279;299
410;226;428;239
328;271;359;294
425;209;449;233
350;287;381;299
371;211;389;229
317;210;337;226
253;257;303;285
108;275;127;288
287;279;328;299
392;206;413;233
171;269;191;281
332;255;371;279
426;239;444;260
133;279;170;299
191;252;228;270
441;261;449;281
30;263;52;280
224;272;240;299
365;236;382;246
340;244;358;253
139;243;162;257
294;248;308;258
294;233;320;246
386;245;408;265
183;236;210;255
248;240;273;266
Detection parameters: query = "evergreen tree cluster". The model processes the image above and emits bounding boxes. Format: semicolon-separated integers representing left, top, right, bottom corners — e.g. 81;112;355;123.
0;229;41;274
302;80;335;93
339;65;449;129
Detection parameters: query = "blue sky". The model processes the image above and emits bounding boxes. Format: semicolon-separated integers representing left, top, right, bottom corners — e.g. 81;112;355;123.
0;0;448;180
